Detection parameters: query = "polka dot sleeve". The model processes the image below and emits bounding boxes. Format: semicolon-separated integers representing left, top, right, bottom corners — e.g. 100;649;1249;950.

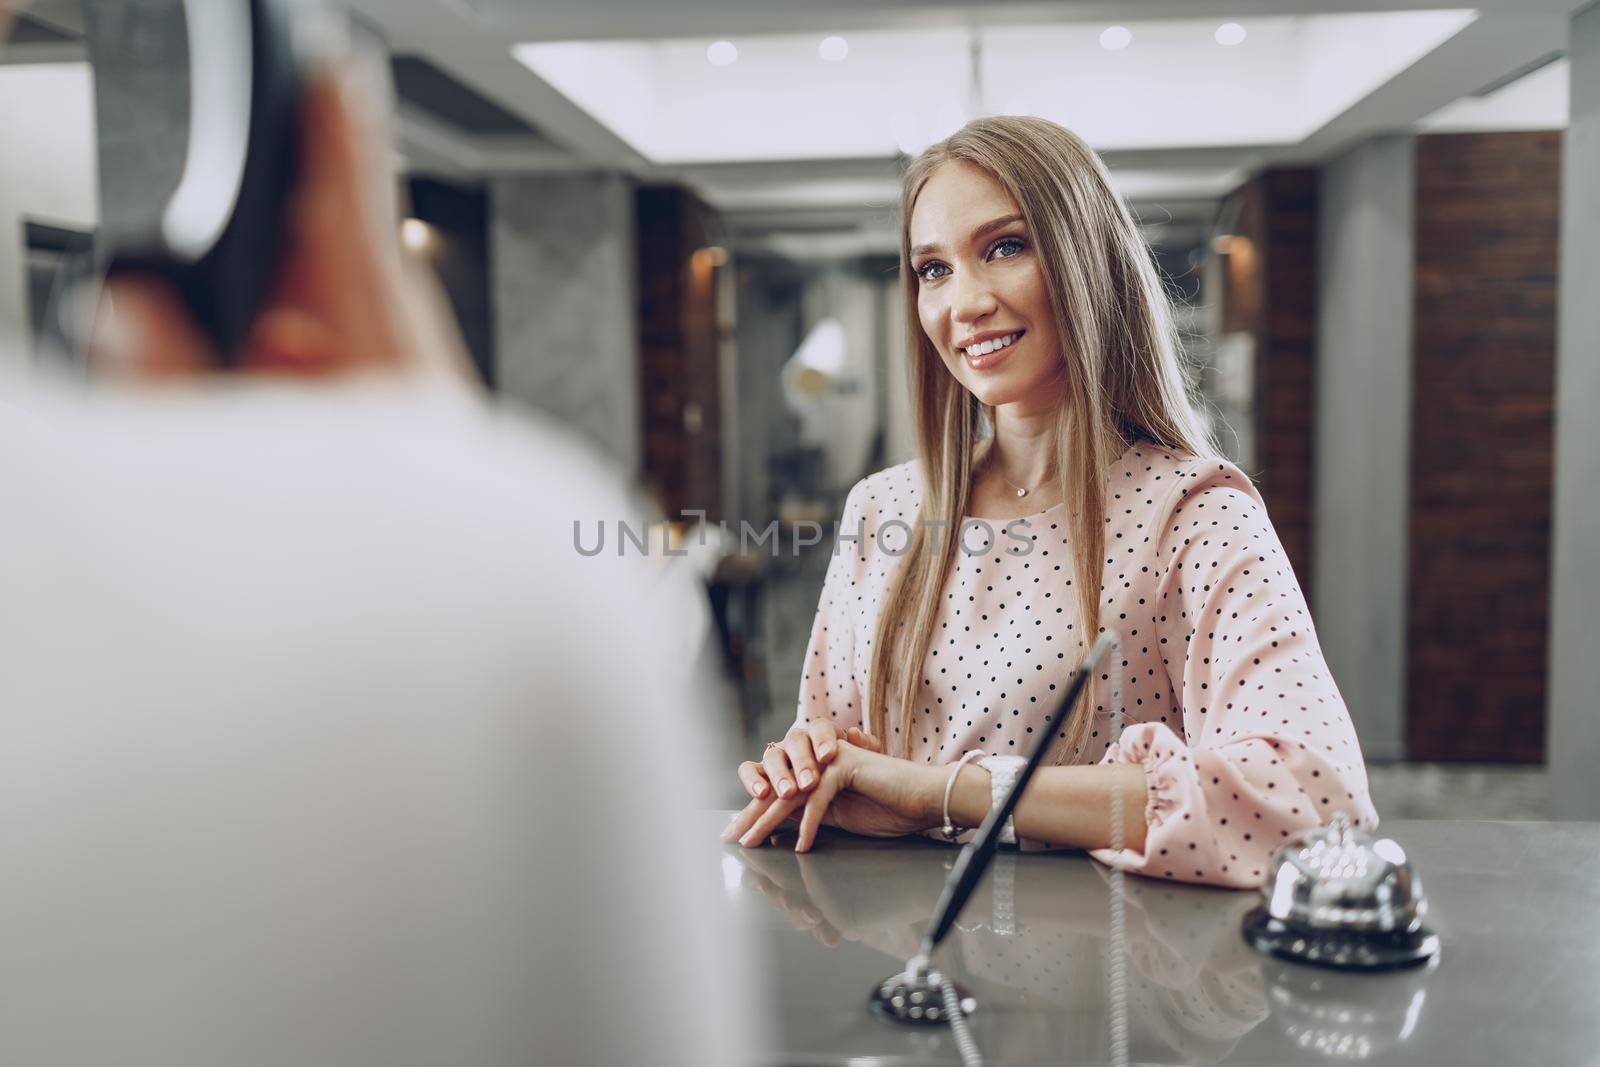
794;481;869;732
1090;461;1379;888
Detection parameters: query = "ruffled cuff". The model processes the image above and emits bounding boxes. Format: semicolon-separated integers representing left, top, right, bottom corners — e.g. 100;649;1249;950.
1087;722;1198;874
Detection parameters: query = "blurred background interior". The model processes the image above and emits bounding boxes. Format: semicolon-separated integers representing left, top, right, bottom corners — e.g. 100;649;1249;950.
2;0;1595;822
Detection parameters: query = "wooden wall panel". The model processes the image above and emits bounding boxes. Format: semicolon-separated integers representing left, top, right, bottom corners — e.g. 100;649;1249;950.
1221;169;1318;598
636;185;725;522
1256;170;1318;597
1407;132;1559;763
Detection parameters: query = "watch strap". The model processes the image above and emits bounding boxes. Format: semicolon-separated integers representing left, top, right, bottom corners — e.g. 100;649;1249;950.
979;755;1027;845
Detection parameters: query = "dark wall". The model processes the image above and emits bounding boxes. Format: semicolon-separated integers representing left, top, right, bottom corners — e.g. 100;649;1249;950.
407;177;494;388
1407;132;1560;763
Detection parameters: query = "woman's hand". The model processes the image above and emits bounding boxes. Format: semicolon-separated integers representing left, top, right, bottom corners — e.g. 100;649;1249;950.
722;740;943;853
736;721;884;802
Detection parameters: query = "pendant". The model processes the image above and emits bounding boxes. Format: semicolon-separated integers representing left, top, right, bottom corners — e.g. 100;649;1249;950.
1016;488;1027;498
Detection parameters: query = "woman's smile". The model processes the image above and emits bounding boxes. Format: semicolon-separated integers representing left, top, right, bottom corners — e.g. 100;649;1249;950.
961;329;1025;372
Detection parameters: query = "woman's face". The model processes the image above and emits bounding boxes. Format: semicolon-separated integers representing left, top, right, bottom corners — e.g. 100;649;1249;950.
908;160;1065;410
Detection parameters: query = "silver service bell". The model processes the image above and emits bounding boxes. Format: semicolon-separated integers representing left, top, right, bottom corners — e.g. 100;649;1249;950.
1242;812;1440;971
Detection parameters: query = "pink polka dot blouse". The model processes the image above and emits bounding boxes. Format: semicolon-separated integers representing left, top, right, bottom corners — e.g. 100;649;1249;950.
793;445;1379;888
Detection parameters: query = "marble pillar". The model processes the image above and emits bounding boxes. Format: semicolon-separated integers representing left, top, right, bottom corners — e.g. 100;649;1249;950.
490;173;641;480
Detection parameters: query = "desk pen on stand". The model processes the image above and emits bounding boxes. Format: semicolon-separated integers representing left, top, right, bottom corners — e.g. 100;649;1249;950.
868;634;1114;1056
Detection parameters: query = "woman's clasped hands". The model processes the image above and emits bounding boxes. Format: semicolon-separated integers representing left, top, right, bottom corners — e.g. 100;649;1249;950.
721;720;953;852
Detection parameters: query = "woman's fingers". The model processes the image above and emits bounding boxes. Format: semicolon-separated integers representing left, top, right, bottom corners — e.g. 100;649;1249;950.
783;728;821;793
738;792;802;848
795;770;843;853
845;726;884;753
721;795;769;843
807;719;841;763
813;921;843;948
736;761;771;800
762;742;798;799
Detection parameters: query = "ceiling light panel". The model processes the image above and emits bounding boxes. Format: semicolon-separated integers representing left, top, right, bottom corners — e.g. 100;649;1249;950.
516;29;971;163
513;11;1476;164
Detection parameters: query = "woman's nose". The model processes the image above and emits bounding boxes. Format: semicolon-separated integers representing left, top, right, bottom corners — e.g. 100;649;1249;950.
951;271;999;324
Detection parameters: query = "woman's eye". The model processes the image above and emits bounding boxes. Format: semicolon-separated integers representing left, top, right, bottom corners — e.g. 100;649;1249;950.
991;236;1026;259
917;261;950;282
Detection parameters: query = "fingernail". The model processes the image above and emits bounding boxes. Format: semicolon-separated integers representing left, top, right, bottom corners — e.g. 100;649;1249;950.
776;780;793;798
817;743;833;759
739;829;760;848
753;780;768;797
799;770;816;789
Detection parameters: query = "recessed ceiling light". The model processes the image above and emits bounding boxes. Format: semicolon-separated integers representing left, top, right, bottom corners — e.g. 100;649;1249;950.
818;36;849;62
1099;26;1132;51
707;40;738;66
1215;23;1247;47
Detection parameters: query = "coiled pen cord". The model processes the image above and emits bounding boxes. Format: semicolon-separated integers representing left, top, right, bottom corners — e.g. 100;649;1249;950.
936;970;983;1067
1106;633;1130;1067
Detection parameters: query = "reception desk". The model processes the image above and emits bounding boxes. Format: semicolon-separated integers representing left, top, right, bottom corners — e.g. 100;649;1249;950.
719;817;1600;1065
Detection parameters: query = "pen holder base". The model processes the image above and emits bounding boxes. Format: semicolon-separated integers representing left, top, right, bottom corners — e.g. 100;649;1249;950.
868;969;976;1027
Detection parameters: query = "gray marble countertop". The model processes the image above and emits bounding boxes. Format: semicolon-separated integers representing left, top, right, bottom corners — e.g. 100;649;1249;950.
717;816;1600;1066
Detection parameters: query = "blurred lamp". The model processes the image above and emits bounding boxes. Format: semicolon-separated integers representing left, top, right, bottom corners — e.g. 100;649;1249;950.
692;245;728;270
782;318;847;410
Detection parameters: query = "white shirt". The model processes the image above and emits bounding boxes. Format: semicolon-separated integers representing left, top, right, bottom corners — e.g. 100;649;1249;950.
0;376;759;1066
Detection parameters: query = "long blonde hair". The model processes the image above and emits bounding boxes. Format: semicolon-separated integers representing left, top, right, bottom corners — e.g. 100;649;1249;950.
867;116;1217;762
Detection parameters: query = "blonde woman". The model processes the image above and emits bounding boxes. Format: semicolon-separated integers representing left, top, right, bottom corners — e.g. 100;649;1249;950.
722;116;1377;888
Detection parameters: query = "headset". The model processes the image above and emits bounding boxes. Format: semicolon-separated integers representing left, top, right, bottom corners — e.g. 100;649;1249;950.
93;0;311;365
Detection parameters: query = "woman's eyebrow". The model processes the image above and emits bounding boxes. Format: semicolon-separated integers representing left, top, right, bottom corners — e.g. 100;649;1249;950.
910;213;1025;257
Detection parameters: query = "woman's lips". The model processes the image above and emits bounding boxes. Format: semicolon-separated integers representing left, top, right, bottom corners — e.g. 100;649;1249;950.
963;332;1021;372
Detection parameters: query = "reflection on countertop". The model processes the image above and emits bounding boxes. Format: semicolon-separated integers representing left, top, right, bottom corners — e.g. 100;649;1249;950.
732;833;1283;1064
720;817;1600;1065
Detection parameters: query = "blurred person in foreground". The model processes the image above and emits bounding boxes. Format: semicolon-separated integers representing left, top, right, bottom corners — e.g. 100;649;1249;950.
0;6;756;1064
